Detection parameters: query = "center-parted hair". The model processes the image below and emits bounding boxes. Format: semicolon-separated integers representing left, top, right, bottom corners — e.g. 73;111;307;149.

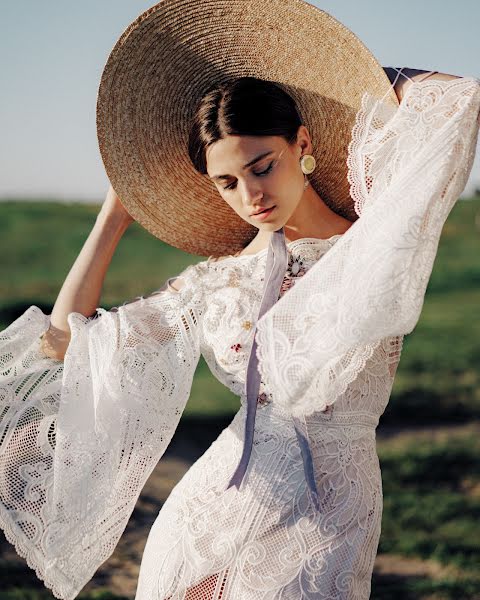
188;76;303;175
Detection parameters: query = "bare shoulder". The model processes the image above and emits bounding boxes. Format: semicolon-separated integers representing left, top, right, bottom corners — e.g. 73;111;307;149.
168;277;185;292
167;259;211;292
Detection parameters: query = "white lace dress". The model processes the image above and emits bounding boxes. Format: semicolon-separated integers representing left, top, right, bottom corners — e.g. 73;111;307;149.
0;76;479;600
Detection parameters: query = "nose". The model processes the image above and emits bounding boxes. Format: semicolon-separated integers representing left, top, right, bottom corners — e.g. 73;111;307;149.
240;179;264;211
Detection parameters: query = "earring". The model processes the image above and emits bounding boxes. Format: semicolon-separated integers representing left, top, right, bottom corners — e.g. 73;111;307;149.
300;154;316;175
300;153;316;189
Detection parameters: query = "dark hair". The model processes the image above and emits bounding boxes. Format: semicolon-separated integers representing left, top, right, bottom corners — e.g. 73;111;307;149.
188;76;303;175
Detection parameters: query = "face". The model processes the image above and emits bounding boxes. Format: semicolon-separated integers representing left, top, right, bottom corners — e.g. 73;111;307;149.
206;127;312;232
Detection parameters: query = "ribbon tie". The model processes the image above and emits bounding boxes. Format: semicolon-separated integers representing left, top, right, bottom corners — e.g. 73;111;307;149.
226;226;321;511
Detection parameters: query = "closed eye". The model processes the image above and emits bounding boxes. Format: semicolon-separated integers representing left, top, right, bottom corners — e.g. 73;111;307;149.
223;161;275;191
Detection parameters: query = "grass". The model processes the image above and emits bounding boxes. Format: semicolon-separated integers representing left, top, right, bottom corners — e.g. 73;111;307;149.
376;427;480;590
376;426;480;600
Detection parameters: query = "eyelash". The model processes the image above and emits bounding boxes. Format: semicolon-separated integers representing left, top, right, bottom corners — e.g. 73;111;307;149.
222;161;275;191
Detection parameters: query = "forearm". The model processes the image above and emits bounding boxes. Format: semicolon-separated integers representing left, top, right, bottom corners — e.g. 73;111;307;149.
40;208;131;359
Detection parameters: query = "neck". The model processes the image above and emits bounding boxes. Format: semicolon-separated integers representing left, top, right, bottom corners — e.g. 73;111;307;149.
256;186;352;246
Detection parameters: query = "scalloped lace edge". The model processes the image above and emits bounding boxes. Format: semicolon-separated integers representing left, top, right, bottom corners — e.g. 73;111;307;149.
288;341;381;419
0;507;78;600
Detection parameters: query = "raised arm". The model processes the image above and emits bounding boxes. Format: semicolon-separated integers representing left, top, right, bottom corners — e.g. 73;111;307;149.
383;67;462;103
40;185;134;360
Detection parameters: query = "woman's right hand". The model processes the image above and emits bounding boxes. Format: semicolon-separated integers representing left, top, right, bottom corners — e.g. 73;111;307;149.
99;184;135;226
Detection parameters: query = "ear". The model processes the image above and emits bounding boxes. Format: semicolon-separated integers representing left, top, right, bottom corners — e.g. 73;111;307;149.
295;125;313;155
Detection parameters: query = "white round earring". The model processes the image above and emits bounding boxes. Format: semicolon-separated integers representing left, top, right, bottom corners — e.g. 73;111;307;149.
300;154;316;175
300;153;315;189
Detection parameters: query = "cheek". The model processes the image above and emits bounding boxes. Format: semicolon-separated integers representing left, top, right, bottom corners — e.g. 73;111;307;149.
275;169;302;200
221;194;245;217
276;163;301;190
215;188;234;207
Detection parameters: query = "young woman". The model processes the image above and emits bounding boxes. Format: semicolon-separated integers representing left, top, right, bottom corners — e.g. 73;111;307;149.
1;1;479;598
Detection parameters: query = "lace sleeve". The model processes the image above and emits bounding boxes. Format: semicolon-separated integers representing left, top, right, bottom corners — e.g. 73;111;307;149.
255;76;480;419
0;260;207;600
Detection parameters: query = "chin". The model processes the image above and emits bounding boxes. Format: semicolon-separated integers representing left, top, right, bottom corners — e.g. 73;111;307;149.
255;222;279;232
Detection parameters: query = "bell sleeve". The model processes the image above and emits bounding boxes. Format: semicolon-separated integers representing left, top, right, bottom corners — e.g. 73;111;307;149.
0;260;207;600
255;76;480;418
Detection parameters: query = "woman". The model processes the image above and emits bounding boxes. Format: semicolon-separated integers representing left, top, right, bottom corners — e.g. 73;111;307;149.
1;1;479;598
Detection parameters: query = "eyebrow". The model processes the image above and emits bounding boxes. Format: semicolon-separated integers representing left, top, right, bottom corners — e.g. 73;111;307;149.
210;150;274;181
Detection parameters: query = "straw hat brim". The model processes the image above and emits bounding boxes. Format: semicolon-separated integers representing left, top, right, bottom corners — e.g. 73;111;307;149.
96;0;398;257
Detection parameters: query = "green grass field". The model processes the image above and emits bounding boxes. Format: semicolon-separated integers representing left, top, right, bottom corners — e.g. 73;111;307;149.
1;197;479;599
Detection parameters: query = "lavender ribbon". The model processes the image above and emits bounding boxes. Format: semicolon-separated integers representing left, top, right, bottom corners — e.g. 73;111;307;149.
226;227;321;512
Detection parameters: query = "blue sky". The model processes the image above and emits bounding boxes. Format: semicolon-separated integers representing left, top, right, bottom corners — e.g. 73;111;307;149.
1;1;479;201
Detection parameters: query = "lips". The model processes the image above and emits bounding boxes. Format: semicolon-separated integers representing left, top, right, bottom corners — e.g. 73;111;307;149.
250;206;276;221
251;206;274;216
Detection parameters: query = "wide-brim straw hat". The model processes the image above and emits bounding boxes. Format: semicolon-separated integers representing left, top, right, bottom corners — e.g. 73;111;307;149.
96;0;398;258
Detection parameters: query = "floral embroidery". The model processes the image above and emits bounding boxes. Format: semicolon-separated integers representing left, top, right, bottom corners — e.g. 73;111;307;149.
279;252;308;297
279;278;295;296
288;256;307;277
230;343;242;352
227;269;241;287
242;321;252;330
257;378;274;407
257;392;271;406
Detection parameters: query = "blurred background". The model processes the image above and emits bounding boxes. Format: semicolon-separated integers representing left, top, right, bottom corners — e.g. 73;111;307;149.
1;1;480;599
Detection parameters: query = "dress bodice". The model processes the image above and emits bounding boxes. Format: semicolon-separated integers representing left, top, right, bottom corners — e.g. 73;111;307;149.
198;235;403;428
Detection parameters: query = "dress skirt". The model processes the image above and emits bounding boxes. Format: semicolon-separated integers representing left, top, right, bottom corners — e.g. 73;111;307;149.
135;403;383;600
